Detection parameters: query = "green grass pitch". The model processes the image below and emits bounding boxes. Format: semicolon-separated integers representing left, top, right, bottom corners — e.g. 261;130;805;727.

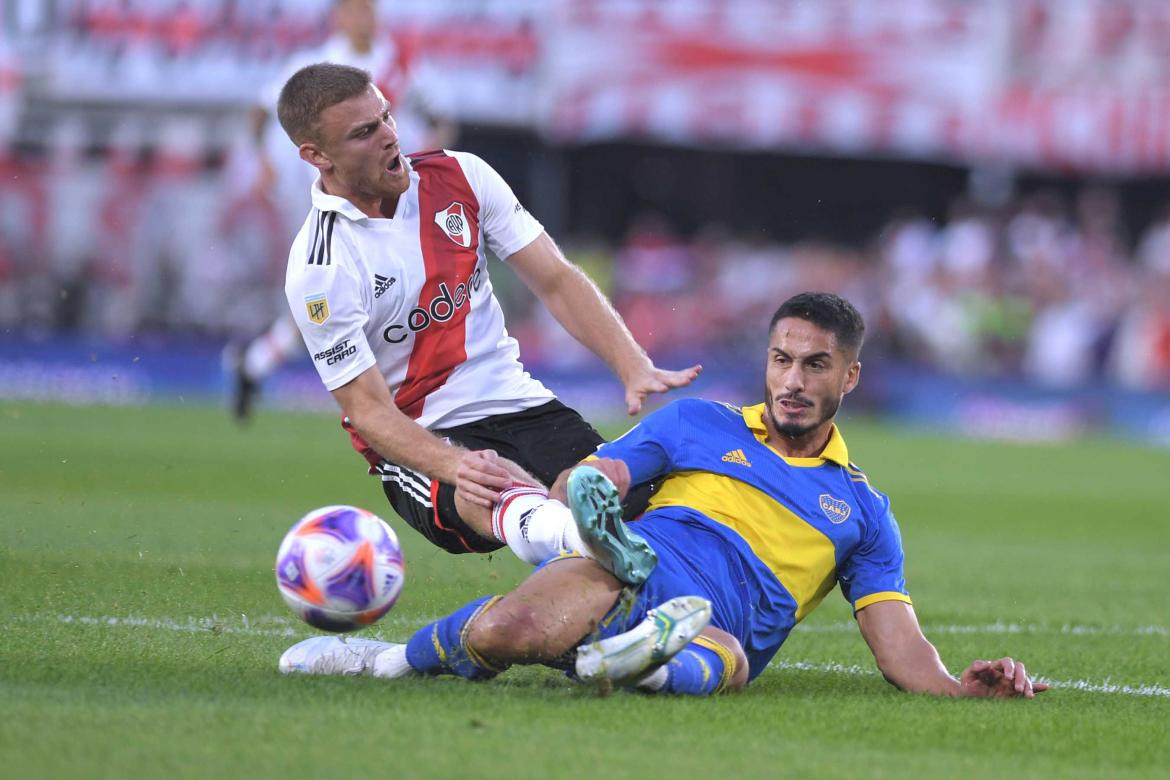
2;402;1168;779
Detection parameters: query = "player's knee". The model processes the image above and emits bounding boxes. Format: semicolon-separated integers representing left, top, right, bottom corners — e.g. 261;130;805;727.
702;627;750;692
466;602;549;662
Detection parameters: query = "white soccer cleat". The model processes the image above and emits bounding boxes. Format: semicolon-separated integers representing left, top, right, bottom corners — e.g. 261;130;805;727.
278;636;396;676
575;595;712;685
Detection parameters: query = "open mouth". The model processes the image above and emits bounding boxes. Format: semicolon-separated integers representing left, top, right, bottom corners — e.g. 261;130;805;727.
386;153;403;173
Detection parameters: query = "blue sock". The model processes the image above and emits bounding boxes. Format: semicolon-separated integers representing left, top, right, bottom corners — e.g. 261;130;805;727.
660;639;730;696
405;595;506;680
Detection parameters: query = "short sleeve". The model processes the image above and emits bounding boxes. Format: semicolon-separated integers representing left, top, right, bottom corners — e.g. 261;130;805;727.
837;503;912;613
285;241;377;391
450;151;543;259
590;403;681;485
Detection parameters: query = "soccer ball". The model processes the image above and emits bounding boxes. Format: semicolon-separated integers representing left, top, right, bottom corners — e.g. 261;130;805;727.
275;505;405;632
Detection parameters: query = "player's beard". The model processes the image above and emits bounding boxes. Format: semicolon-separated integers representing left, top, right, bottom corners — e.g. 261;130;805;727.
764;383;841;440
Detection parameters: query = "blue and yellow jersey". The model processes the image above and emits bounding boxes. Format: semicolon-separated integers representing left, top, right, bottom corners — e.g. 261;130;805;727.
593;398;911;678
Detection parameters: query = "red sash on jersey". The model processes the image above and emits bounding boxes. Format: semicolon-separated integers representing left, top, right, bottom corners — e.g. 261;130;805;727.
394;151;482;420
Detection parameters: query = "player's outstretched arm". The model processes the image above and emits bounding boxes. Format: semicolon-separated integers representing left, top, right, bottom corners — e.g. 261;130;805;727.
856;600;1047;699
332;366;513;507
508;233;701;415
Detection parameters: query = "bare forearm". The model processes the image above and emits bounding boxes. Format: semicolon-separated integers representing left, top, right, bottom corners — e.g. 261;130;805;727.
858;596;1045;700
344;399;461;484
876;639;962;697
538;263;650;381
359;414;454;480
859;601;961;697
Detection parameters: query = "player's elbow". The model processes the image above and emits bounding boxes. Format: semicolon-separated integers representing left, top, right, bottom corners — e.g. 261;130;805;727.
872;647;915;690
332;381;386;437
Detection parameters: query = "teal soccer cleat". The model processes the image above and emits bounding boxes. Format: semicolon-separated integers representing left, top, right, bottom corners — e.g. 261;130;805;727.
575;595;712;685
567;466;658;585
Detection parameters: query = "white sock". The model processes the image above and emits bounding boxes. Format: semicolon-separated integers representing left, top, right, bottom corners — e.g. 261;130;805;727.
634;665;669;692
491;486;589;565
244;315;302;380
371;644;415;679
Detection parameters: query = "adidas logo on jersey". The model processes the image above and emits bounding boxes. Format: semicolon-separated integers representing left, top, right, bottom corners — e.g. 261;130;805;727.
721;449;751;467
373;274;396;299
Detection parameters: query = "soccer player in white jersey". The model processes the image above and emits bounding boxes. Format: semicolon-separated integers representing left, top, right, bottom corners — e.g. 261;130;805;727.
231;0;452;419
275;62;701;571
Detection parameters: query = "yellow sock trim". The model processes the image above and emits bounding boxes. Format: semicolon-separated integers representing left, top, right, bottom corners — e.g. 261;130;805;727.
460;595;508;674
692;635;737;694
430;624;447;664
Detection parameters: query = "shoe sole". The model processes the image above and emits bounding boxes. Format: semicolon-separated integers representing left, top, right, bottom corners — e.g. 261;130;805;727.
567;466;658;585
575;595;712;684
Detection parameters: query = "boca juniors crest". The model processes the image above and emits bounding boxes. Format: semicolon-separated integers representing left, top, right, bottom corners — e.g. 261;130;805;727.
434;201;472;248
819;494;852;524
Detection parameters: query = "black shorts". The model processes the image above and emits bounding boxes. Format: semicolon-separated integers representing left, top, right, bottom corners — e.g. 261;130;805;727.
371;400;651;555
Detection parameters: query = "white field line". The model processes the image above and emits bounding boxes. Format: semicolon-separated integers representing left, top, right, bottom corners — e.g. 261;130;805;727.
769;659;1170;699
12;611;1170;699
12;611;434;641
799;621;1170;638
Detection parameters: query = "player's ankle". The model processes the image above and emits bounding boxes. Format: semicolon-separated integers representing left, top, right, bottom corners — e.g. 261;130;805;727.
492;488;582;565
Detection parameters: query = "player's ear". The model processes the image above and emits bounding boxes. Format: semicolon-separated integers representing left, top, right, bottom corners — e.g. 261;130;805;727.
299;143;332;172
843;360;861;394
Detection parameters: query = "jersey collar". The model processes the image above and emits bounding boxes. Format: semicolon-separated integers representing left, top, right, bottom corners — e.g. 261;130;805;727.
741;402;850;467
310;176;410;222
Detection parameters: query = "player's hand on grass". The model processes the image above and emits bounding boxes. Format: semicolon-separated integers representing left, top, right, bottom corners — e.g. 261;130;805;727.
453;449;513;508
623;363;702;415
958;657;1049;699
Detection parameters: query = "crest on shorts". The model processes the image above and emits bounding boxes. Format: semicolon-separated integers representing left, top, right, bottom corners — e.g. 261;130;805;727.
305;292;330;325
434;201;472;248
819;494;852;524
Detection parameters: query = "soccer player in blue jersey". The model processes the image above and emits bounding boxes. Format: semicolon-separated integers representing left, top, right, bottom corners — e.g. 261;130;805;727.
281;292;1048;699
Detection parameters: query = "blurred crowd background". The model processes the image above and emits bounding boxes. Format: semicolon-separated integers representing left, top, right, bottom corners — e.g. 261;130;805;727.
2;0;1169;438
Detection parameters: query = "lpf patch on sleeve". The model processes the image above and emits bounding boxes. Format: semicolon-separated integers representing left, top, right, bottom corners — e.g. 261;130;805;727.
305;293;330;325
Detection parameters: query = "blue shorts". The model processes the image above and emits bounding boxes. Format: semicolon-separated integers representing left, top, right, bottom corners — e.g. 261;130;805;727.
541;507;793;679
586;510;753;646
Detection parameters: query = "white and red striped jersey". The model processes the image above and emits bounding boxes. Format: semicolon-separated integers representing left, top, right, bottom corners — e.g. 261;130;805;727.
285;150;555;430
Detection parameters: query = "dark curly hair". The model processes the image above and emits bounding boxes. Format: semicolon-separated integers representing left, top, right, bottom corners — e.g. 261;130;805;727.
769;292;865;357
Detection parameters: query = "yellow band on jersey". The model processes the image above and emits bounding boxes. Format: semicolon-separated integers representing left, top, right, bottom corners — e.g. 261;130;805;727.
853;591;914;612
649;471;839;622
